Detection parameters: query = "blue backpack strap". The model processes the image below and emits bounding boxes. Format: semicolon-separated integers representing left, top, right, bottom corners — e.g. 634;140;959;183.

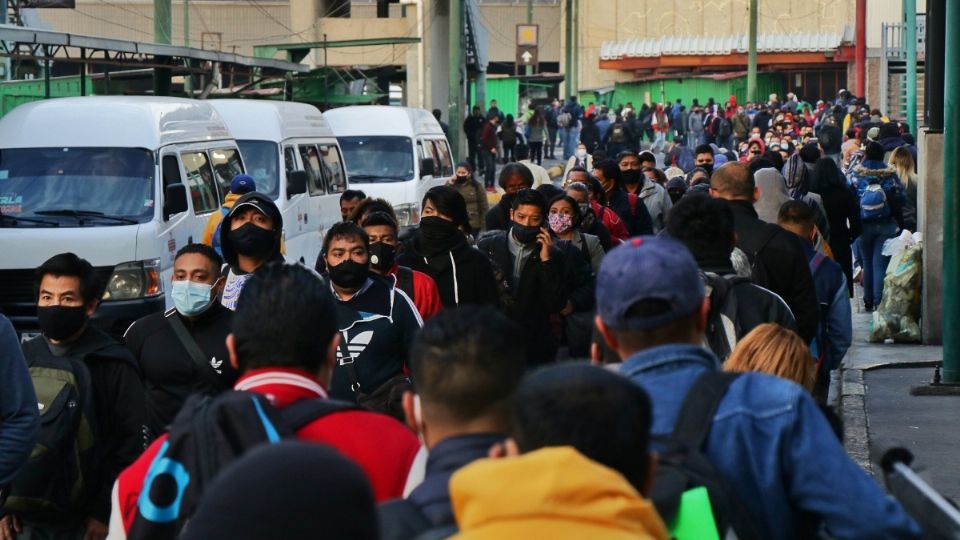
809;251;827;276
212;206;230;254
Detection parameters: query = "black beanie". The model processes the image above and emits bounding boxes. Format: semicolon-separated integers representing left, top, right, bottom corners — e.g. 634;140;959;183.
180;442;377;540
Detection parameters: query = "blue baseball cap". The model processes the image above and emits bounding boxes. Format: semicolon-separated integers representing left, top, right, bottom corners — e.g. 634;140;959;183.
596;236;705;330
230;174;256;195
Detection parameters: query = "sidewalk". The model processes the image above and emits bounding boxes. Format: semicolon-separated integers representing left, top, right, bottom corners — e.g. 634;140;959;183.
838;303;958;502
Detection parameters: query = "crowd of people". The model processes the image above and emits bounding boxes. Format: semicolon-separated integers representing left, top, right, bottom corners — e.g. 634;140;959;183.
0;87;927;540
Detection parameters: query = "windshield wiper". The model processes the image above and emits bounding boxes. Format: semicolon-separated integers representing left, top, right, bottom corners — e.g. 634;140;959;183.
34;209;138;225
0;211;60;227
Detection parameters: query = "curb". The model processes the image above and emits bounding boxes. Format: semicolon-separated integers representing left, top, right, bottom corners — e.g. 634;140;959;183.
840;367;874;478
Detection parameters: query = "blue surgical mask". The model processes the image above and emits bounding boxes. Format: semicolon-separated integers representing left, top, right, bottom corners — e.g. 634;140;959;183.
171;280;217;317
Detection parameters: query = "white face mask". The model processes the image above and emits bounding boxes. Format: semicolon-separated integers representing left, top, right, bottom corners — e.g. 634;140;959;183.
171;279;217;317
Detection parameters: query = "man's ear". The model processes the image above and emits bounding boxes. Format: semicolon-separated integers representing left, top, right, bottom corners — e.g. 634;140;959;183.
84;300;99;318
590;342;603;366
594;315;619;355
695;297;710;333
508;208;515;221
226;334;239;370
641;452;658;498
401;390;417;433
752;186;761;203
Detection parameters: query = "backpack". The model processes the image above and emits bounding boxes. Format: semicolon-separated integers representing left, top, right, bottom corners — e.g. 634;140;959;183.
701;273;751;361
860;183;890;221
610;123;626;143
557;111;572;128
748;226;780;287
128;392;359;540
5;346;97;521
396;266;416;301
717;117;732;137
651;371;762;540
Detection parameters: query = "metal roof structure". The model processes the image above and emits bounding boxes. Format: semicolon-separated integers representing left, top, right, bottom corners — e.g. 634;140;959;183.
0;24;309;74
600;26;855;61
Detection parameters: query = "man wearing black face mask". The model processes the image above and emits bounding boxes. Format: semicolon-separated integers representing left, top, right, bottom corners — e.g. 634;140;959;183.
219;192;284;311
694;144;716;176
6;253;144;540
477;189;568;366
362;211;442;320
322;222;423;402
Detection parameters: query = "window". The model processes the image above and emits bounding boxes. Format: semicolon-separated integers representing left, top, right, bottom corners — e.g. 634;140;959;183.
338;136;414;183
209;147;244;198
181;151;219;214
298;144;325;196
421;139;440;179
318;144;347;193
433;140;453;176
162;155;182;187
284;146;298;175
236;141;280;200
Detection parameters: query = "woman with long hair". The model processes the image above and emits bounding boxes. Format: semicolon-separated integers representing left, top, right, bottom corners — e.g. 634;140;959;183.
811;157;862;295
526;108;547;166
888;146;919;232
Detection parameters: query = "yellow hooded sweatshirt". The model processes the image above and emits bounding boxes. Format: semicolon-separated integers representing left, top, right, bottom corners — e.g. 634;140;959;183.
201;192;243;247
450;447;669;540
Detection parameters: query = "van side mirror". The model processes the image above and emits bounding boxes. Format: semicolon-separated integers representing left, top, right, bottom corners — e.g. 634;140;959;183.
419;158;436;178
287;170;308;198
163;183;188;220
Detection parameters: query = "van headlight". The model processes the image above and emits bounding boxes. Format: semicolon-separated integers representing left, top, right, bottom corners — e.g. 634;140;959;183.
102;259;162;301
394;204;420;227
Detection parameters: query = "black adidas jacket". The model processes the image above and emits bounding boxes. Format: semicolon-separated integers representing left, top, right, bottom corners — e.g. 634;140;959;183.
330;276;423;401
123;303;239;440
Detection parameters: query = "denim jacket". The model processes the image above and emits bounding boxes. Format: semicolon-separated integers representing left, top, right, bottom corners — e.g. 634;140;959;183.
621;344;920;540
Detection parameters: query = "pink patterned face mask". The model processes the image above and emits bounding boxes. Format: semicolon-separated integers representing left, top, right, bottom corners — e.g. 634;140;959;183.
548;212;573;234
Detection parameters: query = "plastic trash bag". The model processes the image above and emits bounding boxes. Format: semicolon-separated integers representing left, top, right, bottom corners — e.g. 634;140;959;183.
869;235;922;343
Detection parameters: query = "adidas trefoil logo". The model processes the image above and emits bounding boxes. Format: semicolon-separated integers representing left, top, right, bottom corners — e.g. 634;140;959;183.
210;356;223;374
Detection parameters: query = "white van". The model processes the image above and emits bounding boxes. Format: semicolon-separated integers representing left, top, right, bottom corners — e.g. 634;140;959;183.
0;96;246;336
208;99;347;267
324;106;453;228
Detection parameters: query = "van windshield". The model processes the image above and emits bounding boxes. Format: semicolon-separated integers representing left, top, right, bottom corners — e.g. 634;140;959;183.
0;147;154;227
236;140;280;200
338;136;414;182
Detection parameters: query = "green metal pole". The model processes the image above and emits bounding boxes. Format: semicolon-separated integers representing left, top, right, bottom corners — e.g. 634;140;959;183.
448;0;462;161
943;0;960;382
572;0;578;96
155;0;172;44
564;0;572;97
747;0;758;103
905;0;917;126
183;0;190;47
525;0;533;76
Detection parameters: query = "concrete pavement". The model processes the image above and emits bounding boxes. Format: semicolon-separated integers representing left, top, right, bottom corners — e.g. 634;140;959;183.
838;300;956;503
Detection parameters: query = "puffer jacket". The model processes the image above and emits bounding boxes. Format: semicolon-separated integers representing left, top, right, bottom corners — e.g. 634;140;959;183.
850;160;906;227
450;447;669;540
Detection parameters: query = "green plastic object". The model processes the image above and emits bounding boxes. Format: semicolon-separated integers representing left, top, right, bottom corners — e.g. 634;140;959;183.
668;486;720;540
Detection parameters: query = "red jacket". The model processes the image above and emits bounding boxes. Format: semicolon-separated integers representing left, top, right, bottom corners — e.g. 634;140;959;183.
480;121;498;152
592;200;629;243
387;265;443;320
113;368;420;535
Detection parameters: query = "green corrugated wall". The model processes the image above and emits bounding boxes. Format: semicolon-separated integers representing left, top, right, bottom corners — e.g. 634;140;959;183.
470;78;520;118
0;76;95;117
610;73;785;108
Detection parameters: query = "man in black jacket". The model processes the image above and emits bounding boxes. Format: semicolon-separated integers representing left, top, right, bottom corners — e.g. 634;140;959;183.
219;192;285;311
124;244;238;440
321;222;422;401
666;193;798;359
593;159;653;236
709;162;820;342
5;253;145;540
378;307;524;540
478;190;568;365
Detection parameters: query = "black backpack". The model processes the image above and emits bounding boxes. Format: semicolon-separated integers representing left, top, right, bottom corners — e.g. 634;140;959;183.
6;343;97;521
651;371;762;540
128;392;360;540
748;226;780;288
717;117;733;137
702;272;752;361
